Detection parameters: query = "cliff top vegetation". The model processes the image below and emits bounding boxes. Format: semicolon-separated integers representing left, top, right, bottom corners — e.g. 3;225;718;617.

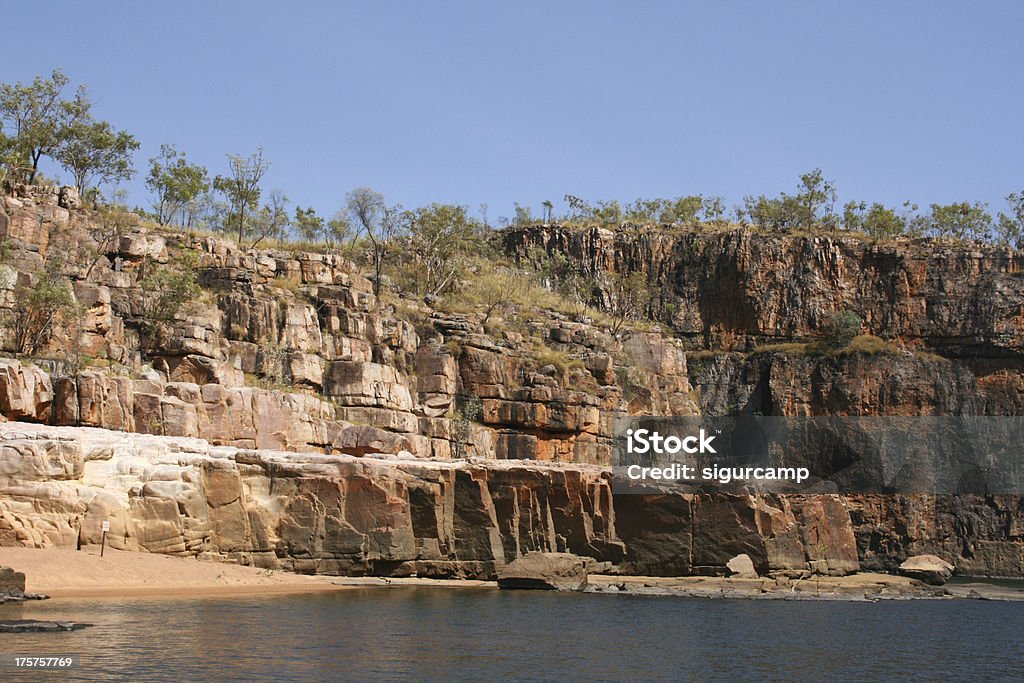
3;70;1022;252
1;70;1020;373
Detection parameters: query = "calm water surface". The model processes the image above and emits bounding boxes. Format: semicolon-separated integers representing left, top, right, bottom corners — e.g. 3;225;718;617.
2;588;1022;682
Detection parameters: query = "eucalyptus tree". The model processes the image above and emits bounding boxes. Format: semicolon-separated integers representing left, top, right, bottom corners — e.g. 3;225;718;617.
213;147;269;245
146;144;209;227
0;69;90;182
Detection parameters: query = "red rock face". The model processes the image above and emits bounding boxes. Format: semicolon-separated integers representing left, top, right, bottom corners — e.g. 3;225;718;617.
504;226;1024;577
502;225;1024;358
0;198;1022;576
0;425;622;578
0;424;862;578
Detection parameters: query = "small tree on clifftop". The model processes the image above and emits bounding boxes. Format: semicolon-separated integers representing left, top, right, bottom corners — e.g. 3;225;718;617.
741;169;837;231
0;70;90;183
796;169;837;230
916;201;993;241
55;114;139;194
995;191;1024;249
249;188;290;248
346;187;404;297
842;201;909;238
405;203;475;296
214;147;269;245
146;144;209;227
604;270;652;338
293;206;325;243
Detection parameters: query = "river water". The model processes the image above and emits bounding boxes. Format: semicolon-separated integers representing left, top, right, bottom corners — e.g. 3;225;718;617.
2;588;1022;681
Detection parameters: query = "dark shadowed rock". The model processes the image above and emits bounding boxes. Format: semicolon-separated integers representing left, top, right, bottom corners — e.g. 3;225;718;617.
615;494;694;575
0;620;91;632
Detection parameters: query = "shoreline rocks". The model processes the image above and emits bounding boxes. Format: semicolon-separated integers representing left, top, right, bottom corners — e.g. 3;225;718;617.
0;620;91;632
0;422;1001;584
899;555;955;585
725;554;759;579
0;423;868;580
497;552;589;591
582;572;1024;602
0;565;47;604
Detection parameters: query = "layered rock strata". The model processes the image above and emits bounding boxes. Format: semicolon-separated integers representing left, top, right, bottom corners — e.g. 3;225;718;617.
502;225;1024;358
2;194;1024;576
0;423;861;578
0;194;696;464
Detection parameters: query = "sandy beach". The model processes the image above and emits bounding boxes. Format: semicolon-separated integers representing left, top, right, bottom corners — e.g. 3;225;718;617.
0;547;356;599
0;547;496;599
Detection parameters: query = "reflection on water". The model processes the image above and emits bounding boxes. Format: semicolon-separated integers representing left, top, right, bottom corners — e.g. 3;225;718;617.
2;588;1023;682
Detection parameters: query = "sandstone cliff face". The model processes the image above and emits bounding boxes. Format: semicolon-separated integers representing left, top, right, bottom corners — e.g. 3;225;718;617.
1;195;1023;577
502;225;1024;358
0;423;859;578
0;194;696;465
503;225;1024;576
0;423;618;577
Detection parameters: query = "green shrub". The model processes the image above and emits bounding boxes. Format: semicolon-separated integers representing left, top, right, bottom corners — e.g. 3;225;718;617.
5;261;75;355
138;250;201;345
533;347;583;382
271;273;302;294
688;349;726;361
822;310;861;348
752;342;811;355
451;395;483;459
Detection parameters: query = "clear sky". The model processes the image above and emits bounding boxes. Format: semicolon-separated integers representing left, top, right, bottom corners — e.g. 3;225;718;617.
5;1;1022;221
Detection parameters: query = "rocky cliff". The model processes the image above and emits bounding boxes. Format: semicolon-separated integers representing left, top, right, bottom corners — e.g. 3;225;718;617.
0;190;1022;577
505;225;1024;576
501;225;1024;358
0;190;696;464
0;423;860;578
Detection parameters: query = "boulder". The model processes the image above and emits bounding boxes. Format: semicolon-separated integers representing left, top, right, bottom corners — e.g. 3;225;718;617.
497;552;588;591
332;425;412;456
323;361;413;411
797;496;860;576
899;554;954;585
117;232;165;259
57;186;81;210
0;360;52;422
725;553;759;579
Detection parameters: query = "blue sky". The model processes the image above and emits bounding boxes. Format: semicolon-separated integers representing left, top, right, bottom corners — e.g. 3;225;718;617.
5;1;1022;221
